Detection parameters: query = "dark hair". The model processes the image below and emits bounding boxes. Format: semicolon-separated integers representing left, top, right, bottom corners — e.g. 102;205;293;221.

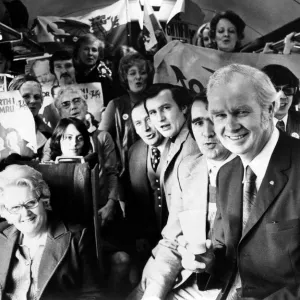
261;64;299;88
73;33;104;68
262;64;300;106
49;50;73;74
50;117;91;160
8;74;41;91
118;52;154;90
143;83;193;111
86;112;99;128
188;91;208;139
210;10;245;48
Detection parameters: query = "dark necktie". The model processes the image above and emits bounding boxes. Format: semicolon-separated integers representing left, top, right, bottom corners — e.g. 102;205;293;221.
150;147;160;172
226;166;257;300
276;120;285;132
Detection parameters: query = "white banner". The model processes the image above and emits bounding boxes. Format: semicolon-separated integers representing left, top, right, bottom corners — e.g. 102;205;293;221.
154;41;300;94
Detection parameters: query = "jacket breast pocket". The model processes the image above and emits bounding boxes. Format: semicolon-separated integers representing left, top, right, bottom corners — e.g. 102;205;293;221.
266;218;300;233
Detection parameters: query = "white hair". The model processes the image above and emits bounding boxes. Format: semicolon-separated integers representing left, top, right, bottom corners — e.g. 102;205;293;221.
207;63;280;114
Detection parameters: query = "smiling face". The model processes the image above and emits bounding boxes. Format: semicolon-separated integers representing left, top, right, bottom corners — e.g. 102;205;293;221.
146;89;187;138
59;91;87;121
2;185;47;238
191;100;230;161
208;74;273;163
60;124;85;156
53;59;76;85
78;41;99;67
131;104;165;147
202;27;213;48
215;18;238;52
274;85;294;120
127;62;148;94
20;81;43;117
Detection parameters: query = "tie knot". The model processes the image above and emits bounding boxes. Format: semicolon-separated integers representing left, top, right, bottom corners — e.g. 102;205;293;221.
276;120;285;132
245;166;256;183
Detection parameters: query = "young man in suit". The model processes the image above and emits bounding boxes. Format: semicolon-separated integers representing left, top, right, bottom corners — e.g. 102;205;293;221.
182;63;300;300
262;64;300;138
129;101;167;252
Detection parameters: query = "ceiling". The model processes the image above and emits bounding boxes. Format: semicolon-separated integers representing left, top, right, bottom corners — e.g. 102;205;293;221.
22;0;300;46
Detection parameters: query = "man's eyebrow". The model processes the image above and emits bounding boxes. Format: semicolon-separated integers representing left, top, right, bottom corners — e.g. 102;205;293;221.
210;109;223;115
191;117;204;123
233;105;252;111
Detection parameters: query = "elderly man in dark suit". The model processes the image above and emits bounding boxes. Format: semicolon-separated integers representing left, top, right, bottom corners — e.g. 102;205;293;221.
180;63;300;300
262;64;300;139
129;100;167;258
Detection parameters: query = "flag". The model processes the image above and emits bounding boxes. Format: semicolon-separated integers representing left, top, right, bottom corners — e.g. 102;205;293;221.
142;1;158;51
167;0;185;24
32;0;130;53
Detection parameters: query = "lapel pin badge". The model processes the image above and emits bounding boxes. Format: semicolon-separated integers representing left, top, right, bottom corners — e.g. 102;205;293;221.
122;114;129;120
269;181;274;185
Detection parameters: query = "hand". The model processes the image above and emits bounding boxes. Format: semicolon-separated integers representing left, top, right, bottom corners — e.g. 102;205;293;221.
178;236;215;273
262;42;275;54
283;32;300;54
98;199;116;227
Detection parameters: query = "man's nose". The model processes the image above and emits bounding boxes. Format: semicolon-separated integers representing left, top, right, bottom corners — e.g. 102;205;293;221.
157;111;165;122
226;115;239;130
203;122;215;137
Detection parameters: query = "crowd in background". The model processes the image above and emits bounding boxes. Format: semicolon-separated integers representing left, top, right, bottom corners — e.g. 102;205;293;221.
0;5;300;300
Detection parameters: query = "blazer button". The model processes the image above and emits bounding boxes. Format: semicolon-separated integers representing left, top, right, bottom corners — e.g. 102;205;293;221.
158;204;162;208
158;196;161;199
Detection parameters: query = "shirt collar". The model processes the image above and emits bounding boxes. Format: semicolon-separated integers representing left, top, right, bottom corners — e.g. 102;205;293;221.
241;128;279;190
206;153;237;173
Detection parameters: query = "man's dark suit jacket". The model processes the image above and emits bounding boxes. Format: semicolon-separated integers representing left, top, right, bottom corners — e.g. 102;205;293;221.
214;132;300;300
128;139;162;247
286;110;300;137
0;214;104;300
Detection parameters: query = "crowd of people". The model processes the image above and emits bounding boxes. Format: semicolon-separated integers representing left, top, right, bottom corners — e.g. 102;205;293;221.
0;7;300;300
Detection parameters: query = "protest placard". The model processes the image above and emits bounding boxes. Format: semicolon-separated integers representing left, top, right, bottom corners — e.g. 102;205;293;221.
39;82;104;129
0;91;36;161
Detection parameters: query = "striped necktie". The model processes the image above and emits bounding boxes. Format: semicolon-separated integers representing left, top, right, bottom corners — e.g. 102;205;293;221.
226;166;257;300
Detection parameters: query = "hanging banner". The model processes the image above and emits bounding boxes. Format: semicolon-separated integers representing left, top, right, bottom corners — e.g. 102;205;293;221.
32;0;130;54
0;91;37;161
154;41;300;95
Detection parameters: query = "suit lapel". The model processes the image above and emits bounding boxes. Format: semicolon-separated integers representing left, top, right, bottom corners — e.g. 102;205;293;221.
0;225;19;290
161;124;190;184
223;158;244;244
37;218;71;298
241;134;291;240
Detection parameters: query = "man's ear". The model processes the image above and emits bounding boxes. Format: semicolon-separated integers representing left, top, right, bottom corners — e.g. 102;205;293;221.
182;105;188;115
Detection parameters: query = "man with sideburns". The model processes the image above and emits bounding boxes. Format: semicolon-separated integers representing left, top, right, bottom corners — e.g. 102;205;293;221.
180;64;300;300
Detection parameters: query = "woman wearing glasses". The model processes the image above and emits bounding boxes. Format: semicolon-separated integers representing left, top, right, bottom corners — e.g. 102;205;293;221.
262;64;300;138
0;164;104;299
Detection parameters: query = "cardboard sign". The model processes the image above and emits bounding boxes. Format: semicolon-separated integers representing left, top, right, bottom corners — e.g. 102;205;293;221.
0;91;37;161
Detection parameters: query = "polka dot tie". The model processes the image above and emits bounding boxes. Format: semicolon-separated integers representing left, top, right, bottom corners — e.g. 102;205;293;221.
151;147;160;173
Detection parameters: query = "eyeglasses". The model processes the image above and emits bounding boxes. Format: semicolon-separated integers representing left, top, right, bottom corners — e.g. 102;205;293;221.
274;86;296;96
61;97;83;109
5;198;39;214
